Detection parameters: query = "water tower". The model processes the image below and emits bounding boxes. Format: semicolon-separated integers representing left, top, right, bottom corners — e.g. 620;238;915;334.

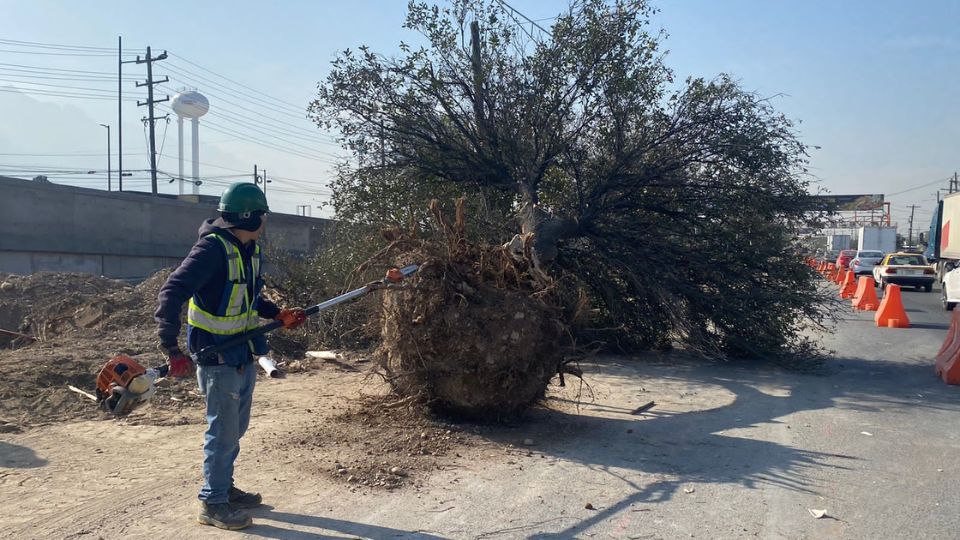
170;90;209;195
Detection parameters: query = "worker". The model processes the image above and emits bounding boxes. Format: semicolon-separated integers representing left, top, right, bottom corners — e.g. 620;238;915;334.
154;182;306;530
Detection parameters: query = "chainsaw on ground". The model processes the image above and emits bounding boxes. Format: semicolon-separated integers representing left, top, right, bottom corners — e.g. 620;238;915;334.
95;264;418;416
96;355;168;416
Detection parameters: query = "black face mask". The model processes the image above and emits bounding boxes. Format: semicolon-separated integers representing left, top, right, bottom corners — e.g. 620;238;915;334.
221;211;265;232
232;214;263;232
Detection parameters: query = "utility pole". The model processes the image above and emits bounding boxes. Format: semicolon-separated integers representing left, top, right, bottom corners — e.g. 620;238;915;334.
136;46;168;194
907;204;919;246
118;36;138;192
253;164;269;198
99;124;111;191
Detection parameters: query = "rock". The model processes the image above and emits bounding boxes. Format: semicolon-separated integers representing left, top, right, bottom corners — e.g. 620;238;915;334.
0;281;13;291
584;502;595;510
389;466;408;477
347;475;357;483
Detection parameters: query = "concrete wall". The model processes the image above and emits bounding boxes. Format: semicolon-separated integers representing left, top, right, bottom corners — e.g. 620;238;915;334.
0;176;335;280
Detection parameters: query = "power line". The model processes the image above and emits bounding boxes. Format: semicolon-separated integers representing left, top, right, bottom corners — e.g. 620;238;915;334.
156;83;338;148
0;85;138;101
0;68;138;82
160;64;339;143
163;63;310;120
155;103;337;163
0;38;139;53
167;53;307;112
0;151;148;157
155;155;333;194
0;61;125;76
886;176;952;197
494;0;552;37
200;120;338;163
0;48;126;57
0;77;140;96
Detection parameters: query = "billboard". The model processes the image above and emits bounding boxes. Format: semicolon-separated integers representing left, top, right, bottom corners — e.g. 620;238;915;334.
818;194;884;211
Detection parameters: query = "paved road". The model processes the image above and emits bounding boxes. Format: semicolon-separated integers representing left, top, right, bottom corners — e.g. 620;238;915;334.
251;281;960;539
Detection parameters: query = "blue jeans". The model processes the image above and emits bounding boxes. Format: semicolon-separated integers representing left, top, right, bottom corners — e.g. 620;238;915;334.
196;363;256;503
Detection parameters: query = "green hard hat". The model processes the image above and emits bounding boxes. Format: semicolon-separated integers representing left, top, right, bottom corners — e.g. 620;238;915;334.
218;182;269;214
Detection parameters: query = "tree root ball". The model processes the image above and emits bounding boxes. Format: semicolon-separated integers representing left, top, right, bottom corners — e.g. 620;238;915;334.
377;258;564;419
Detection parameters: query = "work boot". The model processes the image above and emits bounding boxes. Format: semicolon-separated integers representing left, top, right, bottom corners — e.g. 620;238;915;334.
198;501;252;530
229;486;263;508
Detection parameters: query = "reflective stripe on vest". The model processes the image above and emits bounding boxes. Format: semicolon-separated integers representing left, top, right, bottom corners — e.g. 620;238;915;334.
187;233;262;336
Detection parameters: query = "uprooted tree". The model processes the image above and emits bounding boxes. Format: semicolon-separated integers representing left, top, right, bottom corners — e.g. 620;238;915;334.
309;0;831;416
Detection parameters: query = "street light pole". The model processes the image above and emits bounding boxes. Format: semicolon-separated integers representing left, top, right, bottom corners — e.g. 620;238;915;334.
99;123;111;191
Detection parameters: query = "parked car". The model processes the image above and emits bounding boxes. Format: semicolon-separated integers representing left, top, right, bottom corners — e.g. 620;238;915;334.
849;250;885;276
835;249;857;269
872;252;935;292
941;266;960;310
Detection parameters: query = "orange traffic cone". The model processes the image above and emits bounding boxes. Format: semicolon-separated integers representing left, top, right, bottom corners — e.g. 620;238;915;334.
875;284;910;328
935;309;960;384
851;276;879;310
824;263;835;277
839;270;858;299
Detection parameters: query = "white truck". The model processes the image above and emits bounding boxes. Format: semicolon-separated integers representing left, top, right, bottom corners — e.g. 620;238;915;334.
828;234;851;252
857;226;896;253
924;192;960;281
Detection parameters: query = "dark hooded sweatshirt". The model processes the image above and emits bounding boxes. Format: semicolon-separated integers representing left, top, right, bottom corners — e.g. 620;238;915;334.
155;219;279;365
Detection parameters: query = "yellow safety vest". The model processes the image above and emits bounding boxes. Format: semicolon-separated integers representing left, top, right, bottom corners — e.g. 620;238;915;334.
187;233;262;336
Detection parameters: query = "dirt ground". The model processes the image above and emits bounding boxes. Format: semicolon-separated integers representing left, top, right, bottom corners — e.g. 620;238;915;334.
0;269;560;502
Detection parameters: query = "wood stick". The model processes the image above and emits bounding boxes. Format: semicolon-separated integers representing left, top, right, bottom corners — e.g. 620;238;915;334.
0;328;35;340
67;385;98;402
630;400;656;415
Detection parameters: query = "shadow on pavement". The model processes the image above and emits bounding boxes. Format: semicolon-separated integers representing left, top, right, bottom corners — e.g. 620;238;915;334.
244;505;446;540
910;322;950;330
0;441;48;468
478;353;960;539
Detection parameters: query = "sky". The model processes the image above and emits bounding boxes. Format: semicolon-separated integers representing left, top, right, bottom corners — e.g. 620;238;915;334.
0;0;957;231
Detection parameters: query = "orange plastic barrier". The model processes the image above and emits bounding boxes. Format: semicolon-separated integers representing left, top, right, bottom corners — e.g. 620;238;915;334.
874;284;910;328
839;270;858;299
935;309;960;384
851;276;879;311
824;263;835;277
836;268;849;287
834;267;847;285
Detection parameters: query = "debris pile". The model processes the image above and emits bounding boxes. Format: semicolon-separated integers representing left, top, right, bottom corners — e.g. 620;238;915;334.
0;270;202;428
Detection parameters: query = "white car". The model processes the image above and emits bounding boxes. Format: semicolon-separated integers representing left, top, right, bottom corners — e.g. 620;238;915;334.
849;250;884;276
942;266;960;310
